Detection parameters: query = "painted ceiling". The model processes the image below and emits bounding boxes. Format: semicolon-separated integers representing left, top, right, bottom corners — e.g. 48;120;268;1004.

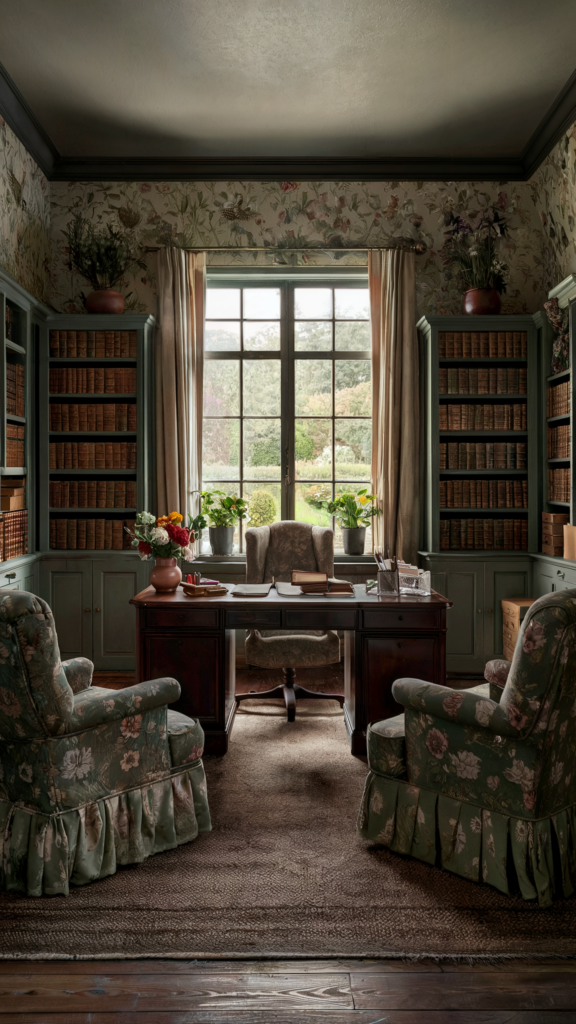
1;0;576;162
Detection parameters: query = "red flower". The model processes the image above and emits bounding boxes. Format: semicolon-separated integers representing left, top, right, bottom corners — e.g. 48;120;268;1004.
138;541;152;555
165;522;190;547
280;182;300;192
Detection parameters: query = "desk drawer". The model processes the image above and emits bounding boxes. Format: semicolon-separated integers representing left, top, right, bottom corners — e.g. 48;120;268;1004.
284;610;356;630
145;608;219;630
362;609;439;631
226;609;282;628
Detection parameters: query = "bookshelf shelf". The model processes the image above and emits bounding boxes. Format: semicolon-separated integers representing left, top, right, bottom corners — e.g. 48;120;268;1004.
548;369;571;383
547;414;570;424
1;467;26;476
549;500;570;506
548;457;570;463
6;340;26;356
419;314;537;555
6;414;26;424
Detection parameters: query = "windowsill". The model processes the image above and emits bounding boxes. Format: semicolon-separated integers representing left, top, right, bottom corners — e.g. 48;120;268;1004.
191;553;376;564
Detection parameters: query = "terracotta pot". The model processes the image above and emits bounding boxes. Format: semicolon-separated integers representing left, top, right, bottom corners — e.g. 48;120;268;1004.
85;289;125;314
150;557;182;593
462;287;501;315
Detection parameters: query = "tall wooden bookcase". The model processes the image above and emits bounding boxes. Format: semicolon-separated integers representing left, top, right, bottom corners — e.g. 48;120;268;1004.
418;314;538;673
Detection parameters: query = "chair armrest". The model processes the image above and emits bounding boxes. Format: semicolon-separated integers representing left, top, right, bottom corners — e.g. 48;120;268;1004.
484;659;511;703
391;677;519;737
64;677;181;732
62;657;94;694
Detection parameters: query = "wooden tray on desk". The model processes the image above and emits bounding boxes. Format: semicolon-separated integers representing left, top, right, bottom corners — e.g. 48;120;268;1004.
180;583;228;597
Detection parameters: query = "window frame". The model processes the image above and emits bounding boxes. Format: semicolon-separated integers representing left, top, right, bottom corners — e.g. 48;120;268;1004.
204;267;371;553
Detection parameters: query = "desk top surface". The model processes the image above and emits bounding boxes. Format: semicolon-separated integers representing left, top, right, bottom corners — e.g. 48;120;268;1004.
131;584;452;610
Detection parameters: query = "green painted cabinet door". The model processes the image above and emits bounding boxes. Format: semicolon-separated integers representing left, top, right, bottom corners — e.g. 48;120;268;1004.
429;561;484;674
483;558;532;660
92;559;149;670
38;558;93;661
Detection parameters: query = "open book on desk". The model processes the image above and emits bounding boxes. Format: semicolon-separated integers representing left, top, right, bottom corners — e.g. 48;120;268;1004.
277;579;355;597
231;583;273;597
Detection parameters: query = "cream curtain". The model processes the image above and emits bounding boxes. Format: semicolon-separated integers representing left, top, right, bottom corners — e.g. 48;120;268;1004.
369;249;420;563
156;249;205;524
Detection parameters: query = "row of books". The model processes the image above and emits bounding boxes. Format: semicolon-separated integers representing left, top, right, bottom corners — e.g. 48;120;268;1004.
548;467;570;503
50;518;136;551
440;479;528;509
439;367;527;395
49;368;137;394
440;518;528;551
548;424;571;459
438;331;527;359
49;442;137;469
49;404;137;432
49;330;137;358
547;380;570;418
6;362;25;417
50;479;137;508
542;512;569;557
440;442;527;470
6;424;25;467
5;304;16;342
439;404;527;431
0;510;28;561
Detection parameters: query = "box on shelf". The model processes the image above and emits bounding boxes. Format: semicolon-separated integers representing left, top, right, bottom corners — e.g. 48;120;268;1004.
501;597;536;662
542;511;569;556
564;524;576;560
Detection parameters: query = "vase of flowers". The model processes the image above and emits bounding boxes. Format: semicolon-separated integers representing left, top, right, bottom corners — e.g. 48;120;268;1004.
190;490;248;556
126;511;195;592
440;198;510;314
63;212;147;313
318;489;381;555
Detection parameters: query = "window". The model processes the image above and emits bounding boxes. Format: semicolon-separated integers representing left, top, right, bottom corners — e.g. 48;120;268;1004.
202;273;371;553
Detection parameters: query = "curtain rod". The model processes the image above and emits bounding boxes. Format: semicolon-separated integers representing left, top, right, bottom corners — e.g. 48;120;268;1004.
142;240;427;255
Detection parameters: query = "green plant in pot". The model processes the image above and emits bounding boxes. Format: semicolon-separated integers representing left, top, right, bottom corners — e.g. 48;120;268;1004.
440;198;510;314
63;213;147;313
320;489;381;555
191;490;248;556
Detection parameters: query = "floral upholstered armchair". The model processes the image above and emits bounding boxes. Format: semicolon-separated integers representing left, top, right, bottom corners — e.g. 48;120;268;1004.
358;589;576;907
0;591;211;896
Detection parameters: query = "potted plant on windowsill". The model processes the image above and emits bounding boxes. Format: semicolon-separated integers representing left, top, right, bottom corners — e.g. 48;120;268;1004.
319;489;381;555
126;511;195;592
63;212;147;313
191;491;248;556
440;198;510;314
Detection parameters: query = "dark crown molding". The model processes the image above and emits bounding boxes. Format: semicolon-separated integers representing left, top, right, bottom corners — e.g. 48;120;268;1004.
0;64;58;177
1;60;576;183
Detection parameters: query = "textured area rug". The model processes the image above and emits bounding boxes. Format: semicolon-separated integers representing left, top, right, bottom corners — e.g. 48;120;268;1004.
2;672;576;959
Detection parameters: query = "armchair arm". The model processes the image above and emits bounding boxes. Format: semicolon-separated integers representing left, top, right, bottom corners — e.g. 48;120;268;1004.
62;657;94;694
391;677;519;737
484;659;511;703
64;676;181;732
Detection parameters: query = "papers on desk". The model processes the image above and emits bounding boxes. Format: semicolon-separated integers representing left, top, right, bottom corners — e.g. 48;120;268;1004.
231;583;272;597
276;580;355;597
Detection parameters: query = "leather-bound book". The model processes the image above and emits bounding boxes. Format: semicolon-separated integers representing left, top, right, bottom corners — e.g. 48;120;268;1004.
78;442;88;470
63;442;72;468
56;519;67;550
115;480;126;507
61;404;70;431
96;405;105;431
67;519;77;550
87;480;97;507
67;331;77;358
95;331;106;358
106;480;115;507
105;369;115;393
129;331;137;357
77;519;87;549
59;480;69;508
50;330;59;357
126;480;137;507
96;443;106;469
112;520;123;549
94;368;104;393
78;404;88;431
120;331;130;357
77;330;87;358
127;404;137;431
49;444;56;469
103;331;113;357
69;404;79;431
50;519;56;548
96;480;106;508
489;332;498;357
95;519;105;549
87;331;96;357
116;404;127;431
78;480;88;508
480;332;489;357
104;519;113;549
103;404;115;431
107;442;116;468
86;519;96;549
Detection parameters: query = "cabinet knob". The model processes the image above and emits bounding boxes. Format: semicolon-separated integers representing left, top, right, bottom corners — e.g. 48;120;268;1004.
398;614;403;621
477;608;482;614
84;607;91;613
487;608;493;615
95;607;101;613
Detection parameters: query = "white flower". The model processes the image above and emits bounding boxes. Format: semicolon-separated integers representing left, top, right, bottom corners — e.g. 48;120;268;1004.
61;747;94;780
449;749;481;779
504;758;534;792
474;700;495;727
150;527;169;545
137;511;156;526
181;546;195;561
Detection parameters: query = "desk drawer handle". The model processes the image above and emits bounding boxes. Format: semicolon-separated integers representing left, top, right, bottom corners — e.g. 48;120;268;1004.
397;642;402;649
398;615;403;621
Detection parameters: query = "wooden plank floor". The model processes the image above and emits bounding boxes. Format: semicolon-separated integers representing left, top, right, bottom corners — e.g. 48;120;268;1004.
1;959;576;1022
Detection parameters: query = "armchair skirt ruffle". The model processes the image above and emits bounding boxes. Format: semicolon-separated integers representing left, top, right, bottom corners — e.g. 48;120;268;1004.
358;770;576;908
0;761;211;897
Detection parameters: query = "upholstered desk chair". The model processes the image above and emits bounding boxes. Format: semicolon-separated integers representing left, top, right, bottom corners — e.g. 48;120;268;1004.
0;590;211;897
358;588;576;907
236;521;343;722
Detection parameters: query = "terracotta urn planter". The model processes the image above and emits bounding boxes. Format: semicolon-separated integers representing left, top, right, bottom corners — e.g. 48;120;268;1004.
150;557;182;593
85;289;125;314
463;288;501;315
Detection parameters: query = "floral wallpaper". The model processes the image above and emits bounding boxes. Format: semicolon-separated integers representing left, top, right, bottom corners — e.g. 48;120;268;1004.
50;178;551;317
0;119;51;304
530;116;576;291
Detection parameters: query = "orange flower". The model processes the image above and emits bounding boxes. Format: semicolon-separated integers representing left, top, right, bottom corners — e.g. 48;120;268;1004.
168;511;183;523
156;516;168;527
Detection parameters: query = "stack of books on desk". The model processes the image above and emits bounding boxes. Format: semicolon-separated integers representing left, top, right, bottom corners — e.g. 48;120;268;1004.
291;570;354;596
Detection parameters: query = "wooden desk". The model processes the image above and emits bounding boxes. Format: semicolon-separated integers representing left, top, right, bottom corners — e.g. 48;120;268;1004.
130;585;452;756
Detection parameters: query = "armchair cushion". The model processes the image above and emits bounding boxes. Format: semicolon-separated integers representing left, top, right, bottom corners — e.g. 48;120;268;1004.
62;657;94;694
245;521;334;583
167;710;205;767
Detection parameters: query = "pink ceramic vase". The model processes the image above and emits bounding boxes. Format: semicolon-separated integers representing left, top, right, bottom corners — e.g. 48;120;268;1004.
85;289;125;314
150;557;182;593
